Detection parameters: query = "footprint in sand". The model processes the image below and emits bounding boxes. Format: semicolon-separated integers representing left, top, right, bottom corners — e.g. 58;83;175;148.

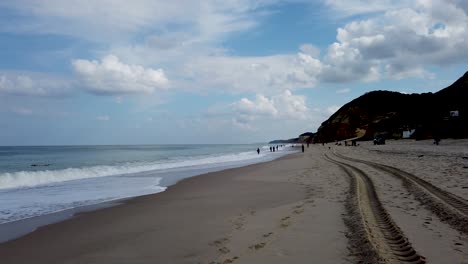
210;237;230;247
280;216;291;228
218;247;230;254
210;237;231;257
208;238;238;264
293;208;305;214
220;256;239;264
249;242;266;250
231;214;246;230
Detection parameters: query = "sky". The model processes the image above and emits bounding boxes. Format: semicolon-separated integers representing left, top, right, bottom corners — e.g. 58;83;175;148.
0;0;467;145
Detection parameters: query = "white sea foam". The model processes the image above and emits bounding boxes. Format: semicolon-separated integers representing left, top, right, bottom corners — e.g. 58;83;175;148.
0;145;294;242
0;176;166;224
0;150;266;190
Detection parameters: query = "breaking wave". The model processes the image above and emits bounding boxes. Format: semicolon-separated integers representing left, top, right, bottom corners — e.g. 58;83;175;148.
0;150;264;190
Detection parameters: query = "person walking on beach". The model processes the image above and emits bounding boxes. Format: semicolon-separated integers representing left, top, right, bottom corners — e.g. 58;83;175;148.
301;144;305;153
257;148;260;155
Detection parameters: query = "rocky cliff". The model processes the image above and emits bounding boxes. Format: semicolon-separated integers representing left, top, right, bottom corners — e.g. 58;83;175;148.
314;72;468;142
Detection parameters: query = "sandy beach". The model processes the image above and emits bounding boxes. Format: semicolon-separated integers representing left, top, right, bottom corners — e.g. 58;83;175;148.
1;140;468;263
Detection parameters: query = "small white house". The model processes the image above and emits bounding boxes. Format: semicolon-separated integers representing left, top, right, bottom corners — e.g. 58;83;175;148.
403;129;415;139
450;110;459;117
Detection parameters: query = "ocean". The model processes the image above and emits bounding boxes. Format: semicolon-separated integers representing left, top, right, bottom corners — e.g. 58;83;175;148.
0;144;293;240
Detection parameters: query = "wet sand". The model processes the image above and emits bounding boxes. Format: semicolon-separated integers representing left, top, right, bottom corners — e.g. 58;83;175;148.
1;140;467;263
0;150;349;264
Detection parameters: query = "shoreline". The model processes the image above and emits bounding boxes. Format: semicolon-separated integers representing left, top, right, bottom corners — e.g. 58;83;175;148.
0;147;351;264
1;140;466;263
0;149;297;244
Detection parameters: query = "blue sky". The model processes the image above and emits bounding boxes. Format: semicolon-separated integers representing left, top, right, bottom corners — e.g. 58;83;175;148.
0;0;467;145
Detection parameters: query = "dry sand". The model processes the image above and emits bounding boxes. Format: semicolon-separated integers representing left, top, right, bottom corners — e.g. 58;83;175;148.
334;139;468;263
1;140;467;263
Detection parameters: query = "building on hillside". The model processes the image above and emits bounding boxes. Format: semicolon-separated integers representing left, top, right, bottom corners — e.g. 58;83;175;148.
402;129;416;139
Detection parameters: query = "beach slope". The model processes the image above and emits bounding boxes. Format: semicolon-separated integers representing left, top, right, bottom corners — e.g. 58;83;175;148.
0;150;349;264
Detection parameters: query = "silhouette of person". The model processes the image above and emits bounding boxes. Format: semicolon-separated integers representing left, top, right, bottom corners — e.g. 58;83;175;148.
257;148;260;155
276;145;278;151
301;144;305;152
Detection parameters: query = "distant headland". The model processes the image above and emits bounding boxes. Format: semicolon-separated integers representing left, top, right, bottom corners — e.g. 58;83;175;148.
270;71;468;144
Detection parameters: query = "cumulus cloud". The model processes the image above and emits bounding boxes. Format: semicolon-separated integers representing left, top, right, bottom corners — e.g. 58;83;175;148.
203;90;333;133
178;0;468;91
234;95;278;116
231;90;310;125
181;0;468;92
0;72;72;97
1;0;467;98
299;43;320;58
72;55;169;95
183;52;322;94
322;0;468;80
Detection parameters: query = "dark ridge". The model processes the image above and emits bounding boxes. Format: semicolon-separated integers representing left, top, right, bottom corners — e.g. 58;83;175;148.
314;71;468;142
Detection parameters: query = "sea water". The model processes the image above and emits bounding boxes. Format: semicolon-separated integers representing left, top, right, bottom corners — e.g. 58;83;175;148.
0;144;293;240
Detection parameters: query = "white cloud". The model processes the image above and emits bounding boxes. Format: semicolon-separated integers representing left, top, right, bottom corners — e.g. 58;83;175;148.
234;95;278;116
72;55;169;95
232;90;310;122
1;0;467;99
299;43;320;58
321;0;468;81
202;90;330;135
336;88;350;94
274;90;309;119
183;52;322;94
0;72;72;97
96;115;110;121
0;0;283;43
175;0;467;90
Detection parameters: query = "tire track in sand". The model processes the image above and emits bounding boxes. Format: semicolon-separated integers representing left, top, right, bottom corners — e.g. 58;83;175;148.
334;151;468;234
324;153;425;264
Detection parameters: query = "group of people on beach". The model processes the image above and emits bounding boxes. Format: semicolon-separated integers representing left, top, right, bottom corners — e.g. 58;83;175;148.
256;144;285;154
257;144;307;154
269;145;280;152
